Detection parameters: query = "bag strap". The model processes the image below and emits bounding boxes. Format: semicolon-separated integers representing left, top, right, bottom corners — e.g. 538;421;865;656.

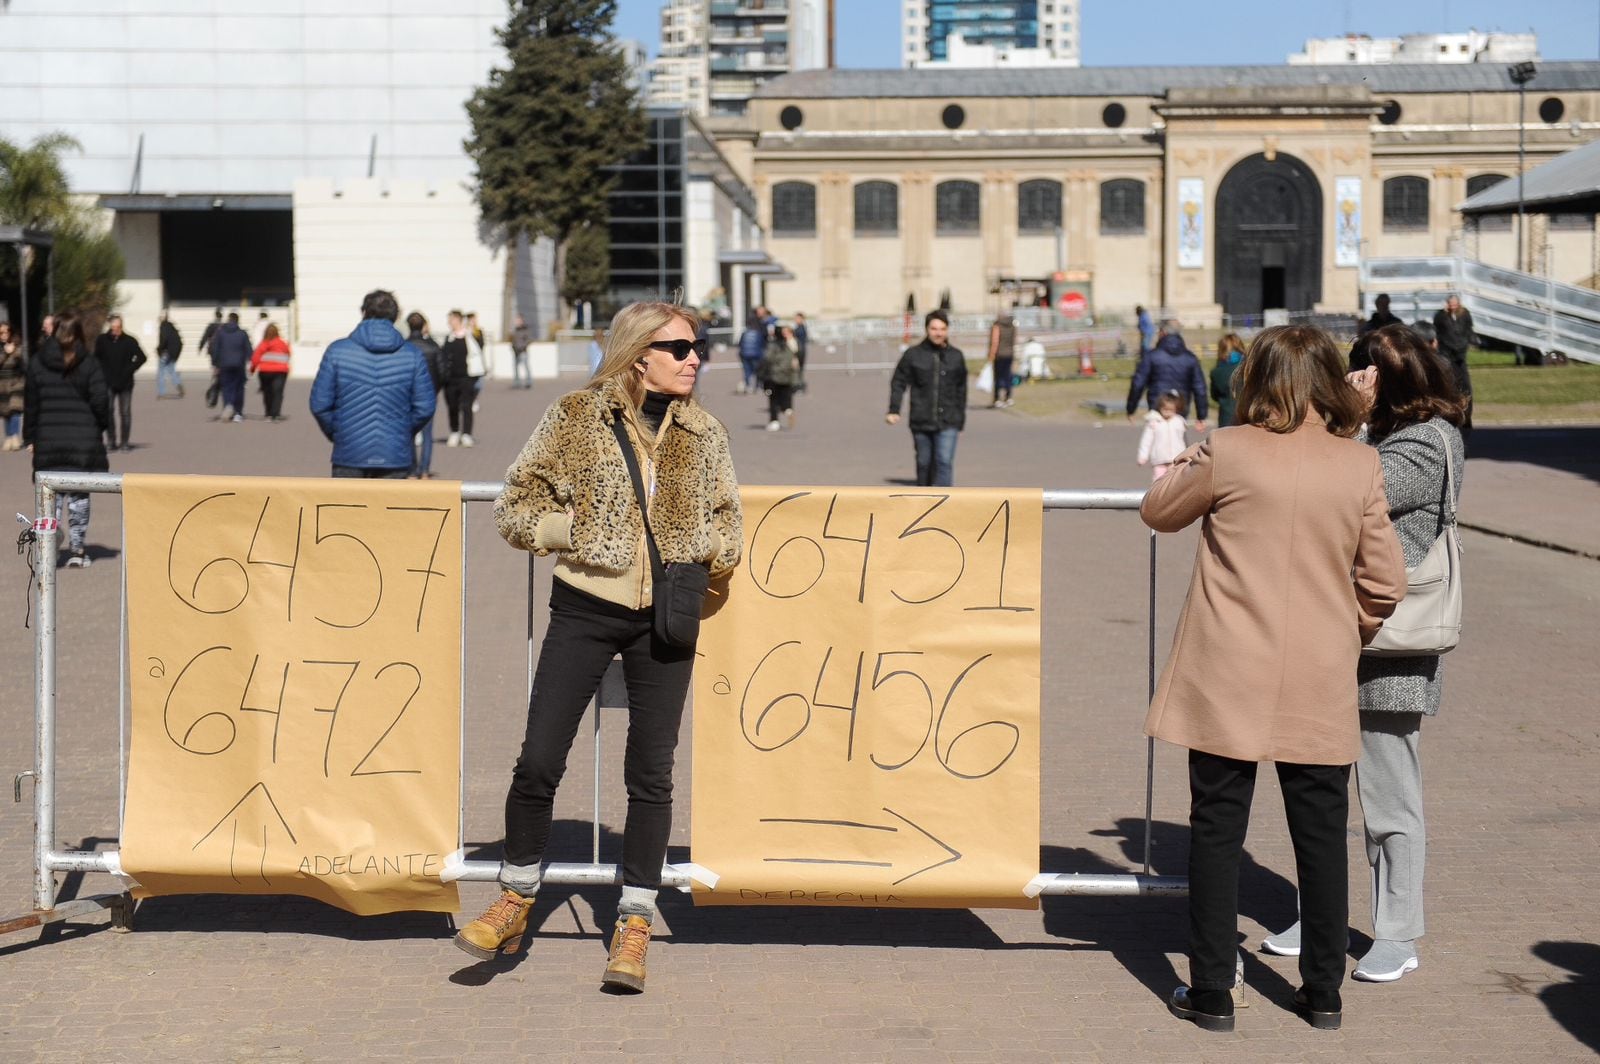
609;416;667;585
1424;420;1457;528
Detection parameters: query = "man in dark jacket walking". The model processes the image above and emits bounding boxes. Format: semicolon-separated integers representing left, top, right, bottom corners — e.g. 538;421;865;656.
1432;295;1474;438
887;309;967;487
310;290;435;478
93;315;147;450
155;310;184;399
1126;321;1208;430
210;313;253;422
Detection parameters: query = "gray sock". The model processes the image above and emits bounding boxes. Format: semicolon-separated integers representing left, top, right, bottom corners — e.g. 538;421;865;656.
498;860;541;897
618;885;658;925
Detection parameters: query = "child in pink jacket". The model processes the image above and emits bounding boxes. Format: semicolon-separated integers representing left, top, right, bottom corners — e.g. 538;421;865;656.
1137;390;1189;480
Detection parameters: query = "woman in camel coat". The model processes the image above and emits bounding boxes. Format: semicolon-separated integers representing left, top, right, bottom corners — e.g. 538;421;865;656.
1142;325;1406;1034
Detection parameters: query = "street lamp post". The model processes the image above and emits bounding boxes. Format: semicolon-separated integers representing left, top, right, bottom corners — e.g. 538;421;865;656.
1509;60;1538;273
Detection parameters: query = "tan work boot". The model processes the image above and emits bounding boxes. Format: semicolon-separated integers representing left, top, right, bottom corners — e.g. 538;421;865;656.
601;915;652;993
453;889;534;961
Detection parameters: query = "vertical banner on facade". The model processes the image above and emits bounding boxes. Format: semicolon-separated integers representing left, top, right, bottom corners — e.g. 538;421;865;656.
691;486;1042;909
119;475;463;916
1178;178;1205;269
1336;176;1363;267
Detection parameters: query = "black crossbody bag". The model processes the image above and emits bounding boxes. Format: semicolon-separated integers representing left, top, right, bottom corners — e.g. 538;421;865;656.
609;417;709;647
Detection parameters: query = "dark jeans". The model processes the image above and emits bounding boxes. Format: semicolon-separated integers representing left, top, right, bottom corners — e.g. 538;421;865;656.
911;427;959;487
413;411;435;476
445;376;475;435
993;357;1014;402
218;367;246;416
768;383;794;422
331;465;410;479
739;356;761;392
504;579;695;889
1187;750;1350;993
258;372;286;418
107;387;132;447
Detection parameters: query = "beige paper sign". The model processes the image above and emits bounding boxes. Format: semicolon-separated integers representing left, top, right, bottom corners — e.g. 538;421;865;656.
119;474;462;916
692;486;1042;908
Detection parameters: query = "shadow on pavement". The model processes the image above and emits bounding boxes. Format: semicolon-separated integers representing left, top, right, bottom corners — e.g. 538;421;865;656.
1532;940;1600;1054
1468;426;1600;485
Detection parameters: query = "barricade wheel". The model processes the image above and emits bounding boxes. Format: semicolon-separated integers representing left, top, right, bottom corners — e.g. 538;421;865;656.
109;893;136;933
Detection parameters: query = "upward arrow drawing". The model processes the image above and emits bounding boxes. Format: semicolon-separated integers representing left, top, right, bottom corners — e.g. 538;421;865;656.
759;807;962;886
192;781;298;886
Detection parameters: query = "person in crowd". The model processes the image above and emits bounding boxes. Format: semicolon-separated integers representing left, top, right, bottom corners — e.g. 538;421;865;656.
250;310;272;347
210;312;253;422
93;314;147;452
197;308;222;360
249;323;292;421
987;306;1018;409
510;313;532;390
588;327;607;378
155;309;184;399
456;301;742;993
1136;389;1188;480
23;310;110;568
1136;304;1155;355
886;309;967;487
736;316;766;396
1361;293;1403;335
0;321;27;450
441;309;480;447
759;322;801;431
1408;320;1438;355
1210;332;1245;428
467;311;490;411
1263;324;1466;985
39;314;55;345
1142;325;1406;1034
1127;320;1208;429
308;289;435;478
1022;335;1052;380
792;311;809;390
405;311;444;478
1432;295;1474;439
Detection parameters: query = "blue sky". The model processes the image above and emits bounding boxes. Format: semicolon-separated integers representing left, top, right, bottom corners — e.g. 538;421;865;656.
612;0;1599;67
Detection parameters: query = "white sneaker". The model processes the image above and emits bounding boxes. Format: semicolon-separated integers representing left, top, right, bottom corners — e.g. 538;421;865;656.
472;400;481;413
766;420;781;432
460;434;475;447
447;432;461;447
64;548;90;568
1353;940;1419;982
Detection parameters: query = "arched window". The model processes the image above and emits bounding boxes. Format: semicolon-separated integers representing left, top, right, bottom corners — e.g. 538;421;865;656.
854;180;898;235
936;179;980;233
1466;173;1510;231
771;181;816;235
1383;176;1429;232
1018;179;1063;233
1099;178;1145;234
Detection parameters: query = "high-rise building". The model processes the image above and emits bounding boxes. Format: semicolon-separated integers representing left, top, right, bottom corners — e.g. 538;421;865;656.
646;0;831;119
1288;30;1539;65
903;1;1081;69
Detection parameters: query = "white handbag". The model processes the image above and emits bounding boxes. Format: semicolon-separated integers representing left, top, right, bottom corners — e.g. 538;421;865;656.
1363;422;1462;657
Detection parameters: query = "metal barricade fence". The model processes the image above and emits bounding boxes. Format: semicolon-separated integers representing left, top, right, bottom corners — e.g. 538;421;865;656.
7;473;1183;938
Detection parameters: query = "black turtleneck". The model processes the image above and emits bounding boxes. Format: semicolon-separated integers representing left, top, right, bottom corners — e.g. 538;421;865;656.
641;391;673;435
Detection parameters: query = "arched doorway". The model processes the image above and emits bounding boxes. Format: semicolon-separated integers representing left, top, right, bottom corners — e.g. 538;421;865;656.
1214;153;1322;316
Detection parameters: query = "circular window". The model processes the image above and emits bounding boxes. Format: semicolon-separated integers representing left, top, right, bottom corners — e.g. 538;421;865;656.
1539;96;1565;124
779;105;804;131
1378;99;1402;125
941;104;965;130
1102;102;1127;128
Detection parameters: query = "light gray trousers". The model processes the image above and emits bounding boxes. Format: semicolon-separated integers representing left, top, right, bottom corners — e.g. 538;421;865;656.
1356;710;1426;941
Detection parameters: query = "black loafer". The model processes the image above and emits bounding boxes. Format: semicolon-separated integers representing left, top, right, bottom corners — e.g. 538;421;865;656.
1293;987;1343;1030
1168;986;1236;1032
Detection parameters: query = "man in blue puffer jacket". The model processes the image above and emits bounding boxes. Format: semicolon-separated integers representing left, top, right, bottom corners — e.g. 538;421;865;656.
1126;320;1208;431
310;289;436;477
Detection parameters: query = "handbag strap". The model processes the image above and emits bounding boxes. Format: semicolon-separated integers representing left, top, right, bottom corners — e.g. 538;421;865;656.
1423;420;1458;529
609;416;667;585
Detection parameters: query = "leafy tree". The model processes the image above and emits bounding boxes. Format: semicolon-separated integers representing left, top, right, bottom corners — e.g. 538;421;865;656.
560;220;611;310
464;0;643;311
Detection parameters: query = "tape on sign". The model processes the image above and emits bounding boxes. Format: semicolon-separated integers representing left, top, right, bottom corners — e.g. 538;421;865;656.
673;863;720;891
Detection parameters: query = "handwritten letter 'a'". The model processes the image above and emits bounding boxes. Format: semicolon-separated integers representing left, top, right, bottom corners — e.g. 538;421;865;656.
692;486;1042;908
119;474;462;916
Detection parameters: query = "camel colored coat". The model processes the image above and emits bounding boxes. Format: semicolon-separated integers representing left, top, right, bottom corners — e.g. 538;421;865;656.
1141;414;1406;766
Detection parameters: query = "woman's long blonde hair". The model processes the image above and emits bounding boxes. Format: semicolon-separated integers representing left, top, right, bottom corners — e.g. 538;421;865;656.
588;301;702;448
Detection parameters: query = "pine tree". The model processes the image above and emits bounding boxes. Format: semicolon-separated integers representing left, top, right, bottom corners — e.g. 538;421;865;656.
465;0;644;313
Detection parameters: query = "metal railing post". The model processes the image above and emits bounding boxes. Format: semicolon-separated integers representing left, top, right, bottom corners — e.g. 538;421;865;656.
1144;529;1157;877
33;480;58;912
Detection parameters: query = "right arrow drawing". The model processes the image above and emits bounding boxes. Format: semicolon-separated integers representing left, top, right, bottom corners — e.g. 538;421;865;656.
759;807;963;886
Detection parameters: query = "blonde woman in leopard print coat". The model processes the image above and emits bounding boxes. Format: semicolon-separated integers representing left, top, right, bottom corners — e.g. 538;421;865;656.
455;302;742;992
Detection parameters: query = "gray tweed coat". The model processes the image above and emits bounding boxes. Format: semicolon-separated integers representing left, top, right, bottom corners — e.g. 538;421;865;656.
1357;416;1466;716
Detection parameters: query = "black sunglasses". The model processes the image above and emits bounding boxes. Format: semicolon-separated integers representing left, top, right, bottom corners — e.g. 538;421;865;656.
646;338;708;361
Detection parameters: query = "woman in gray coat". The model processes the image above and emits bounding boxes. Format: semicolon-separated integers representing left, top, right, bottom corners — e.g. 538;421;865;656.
1265;323;1467;983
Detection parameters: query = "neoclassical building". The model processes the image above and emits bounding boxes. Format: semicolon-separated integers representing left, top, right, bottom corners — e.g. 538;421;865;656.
737;63;1600;323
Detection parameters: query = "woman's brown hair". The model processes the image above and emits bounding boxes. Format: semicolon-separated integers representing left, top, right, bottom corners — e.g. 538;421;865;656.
1233;325;1365;437
1362;323;1466;441
52;310;86;368
263;323;280;342
1215;332;1244;367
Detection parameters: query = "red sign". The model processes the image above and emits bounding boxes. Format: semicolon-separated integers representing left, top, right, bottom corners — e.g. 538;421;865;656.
1057;291;1087;318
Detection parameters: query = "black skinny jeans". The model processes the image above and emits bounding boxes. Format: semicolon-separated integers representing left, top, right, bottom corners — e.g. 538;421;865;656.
444;376;475;435
504;579;696;889
1187;750;1351;993
258;372;286;418
768;383;794;422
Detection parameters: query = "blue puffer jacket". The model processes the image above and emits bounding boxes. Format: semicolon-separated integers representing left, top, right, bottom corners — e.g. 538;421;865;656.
1126;332;1208;421
738;326;767;362
309;319;436;470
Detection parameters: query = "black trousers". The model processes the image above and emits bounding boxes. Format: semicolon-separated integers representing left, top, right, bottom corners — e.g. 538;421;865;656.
504;579;695;889
768;383;794;422
108;388;132;447
1187;749;1351;993
993;357;1014;401
444;377;475;435
258;373;286;418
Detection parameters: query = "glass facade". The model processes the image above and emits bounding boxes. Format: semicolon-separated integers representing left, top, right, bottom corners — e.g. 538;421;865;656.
926;2;1039;60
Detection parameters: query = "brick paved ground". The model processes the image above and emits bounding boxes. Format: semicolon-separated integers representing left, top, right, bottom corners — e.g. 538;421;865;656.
0;364;1596;1062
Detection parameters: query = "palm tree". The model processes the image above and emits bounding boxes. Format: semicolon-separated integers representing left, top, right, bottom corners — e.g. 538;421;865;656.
0;132;81;229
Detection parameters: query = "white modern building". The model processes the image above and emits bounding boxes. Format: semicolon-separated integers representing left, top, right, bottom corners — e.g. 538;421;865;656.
645;0;832;118
1289;30;1539;66
903;1;1081;69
